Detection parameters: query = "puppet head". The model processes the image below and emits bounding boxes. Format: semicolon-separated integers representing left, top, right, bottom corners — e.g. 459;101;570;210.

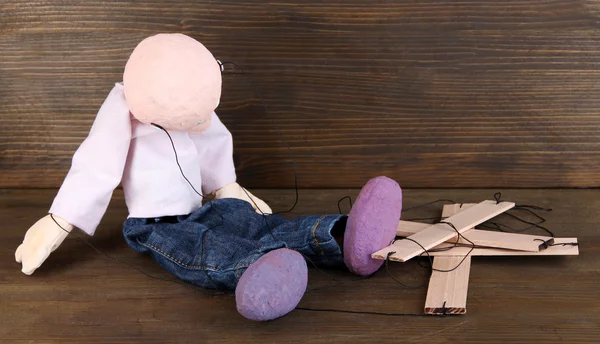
123;33;222;133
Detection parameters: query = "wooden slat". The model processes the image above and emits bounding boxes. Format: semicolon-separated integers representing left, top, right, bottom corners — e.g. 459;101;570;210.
397;220;552;252
425;238;579;257
424;256;472;315
375;200;515;262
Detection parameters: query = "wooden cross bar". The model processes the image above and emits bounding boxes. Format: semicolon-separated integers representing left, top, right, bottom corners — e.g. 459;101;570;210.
372;201;579;315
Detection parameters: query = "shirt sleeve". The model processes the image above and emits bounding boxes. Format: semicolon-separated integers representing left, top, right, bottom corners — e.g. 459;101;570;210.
191;112;237;195
49;83;132;235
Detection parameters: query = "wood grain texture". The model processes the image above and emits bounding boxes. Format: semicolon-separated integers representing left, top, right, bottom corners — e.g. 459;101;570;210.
1;188;599;343
2;1;600;188
424;256;471;315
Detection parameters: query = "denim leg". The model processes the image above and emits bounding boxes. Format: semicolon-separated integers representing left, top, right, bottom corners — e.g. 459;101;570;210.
263;214;347;268
122;198;347;291
123;198;287;291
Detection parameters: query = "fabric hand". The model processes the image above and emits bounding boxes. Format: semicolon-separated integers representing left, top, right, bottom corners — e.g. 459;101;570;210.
15;214;74;275
214;182;273;215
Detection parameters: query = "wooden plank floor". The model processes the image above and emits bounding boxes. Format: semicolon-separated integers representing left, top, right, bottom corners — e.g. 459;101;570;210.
1;189;598;343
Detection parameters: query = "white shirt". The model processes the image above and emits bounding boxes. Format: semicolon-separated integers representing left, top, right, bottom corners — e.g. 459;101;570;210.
49;83;237;235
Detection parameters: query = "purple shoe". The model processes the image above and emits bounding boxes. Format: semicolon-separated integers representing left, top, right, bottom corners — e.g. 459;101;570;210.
235;248;307;321
343;176;402;276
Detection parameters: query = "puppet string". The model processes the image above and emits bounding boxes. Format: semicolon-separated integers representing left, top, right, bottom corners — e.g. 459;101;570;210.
485;193;555;237
150;123;232;290
220;61;299;217
294;307;430;317
337;196;353;214
533;239;578;249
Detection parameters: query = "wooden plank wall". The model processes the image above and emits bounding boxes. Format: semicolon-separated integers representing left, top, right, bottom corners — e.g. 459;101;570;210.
1;0;600;189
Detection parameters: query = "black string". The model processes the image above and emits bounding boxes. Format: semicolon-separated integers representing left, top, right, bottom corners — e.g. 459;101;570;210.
494;192;502;204
533;239;578;249
501;211;555;237
515;204;553;212
406;222;475;273
488;193;554;236
384;252;427;289
295;307;430;317
337;196;353;214
479;207;554;237
150;123;206;198
220;61;300;217
380;201;476;289
401;199;456;223
151;123;231;290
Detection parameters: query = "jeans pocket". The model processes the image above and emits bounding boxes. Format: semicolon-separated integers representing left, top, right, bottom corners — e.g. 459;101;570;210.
136;236;220;272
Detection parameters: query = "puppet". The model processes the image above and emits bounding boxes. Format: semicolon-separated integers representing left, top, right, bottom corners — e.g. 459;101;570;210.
14;33;403;321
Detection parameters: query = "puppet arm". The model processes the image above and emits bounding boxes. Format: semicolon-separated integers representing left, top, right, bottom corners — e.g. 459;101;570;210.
192;112;272;214
15;83;132;275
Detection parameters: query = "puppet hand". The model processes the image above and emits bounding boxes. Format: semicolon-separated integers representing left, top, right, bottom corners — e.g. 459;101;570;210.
15;214;73;275
214;182;273;215
240;187;273;215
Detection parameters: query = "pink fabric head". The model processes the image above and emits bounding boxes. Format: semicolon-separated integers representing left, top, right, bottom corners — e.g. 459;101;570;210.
123;33;222;133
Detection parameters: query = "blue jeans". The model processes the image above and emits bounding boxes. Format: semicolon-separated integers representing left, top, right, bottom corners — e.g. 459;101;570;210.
123;198;346;290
